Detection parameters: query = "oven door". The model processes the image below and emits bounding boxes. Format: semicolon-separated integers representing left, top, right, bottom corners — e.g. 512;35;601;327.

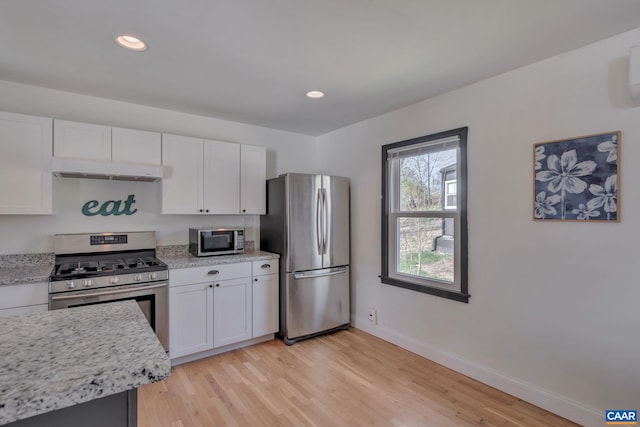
49;282;168;351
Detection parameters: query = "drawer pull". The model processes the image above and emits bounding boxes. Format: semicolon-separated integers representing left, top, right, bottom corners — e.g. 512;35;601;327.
207;270;220;275
261;264;271;269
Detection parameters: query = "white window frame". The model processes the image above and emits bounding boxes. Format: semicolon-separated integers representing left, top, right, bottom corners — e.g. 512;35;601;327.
381;127;469;303
444;179;457;210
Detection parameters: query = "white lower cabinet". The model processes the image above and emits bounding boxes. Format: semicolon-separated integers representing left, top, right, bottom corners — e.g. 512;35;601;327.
252;260;279;337
213;277;252;347
168;260;278;361
0;281;49;317
169;282;213;358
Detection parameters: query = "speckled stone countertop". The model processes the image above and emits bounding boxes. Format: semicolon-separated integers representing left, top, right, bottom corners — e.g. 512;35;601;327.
0;300;170;425
158;245;279;269
0;254;53;286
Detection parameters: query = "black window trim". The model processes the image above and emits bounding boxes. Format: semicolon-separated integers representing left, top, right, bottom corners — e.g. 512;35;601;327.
380;127;470;303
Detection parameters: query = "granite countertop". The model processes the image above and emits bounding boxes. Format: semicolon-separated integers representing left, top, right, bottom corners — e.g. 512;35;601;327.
0;300;170;425
0;247;281;285
0;254;53;286
159;249;279;269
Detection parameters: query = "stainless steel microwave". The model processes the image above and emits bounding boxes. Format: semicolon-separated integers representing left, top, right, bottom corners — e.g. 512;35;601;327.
189;228;245;256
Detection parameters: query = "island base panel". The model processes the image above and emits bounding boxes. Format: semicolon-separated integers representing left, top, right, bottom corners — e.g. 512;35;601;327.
5;389;137;427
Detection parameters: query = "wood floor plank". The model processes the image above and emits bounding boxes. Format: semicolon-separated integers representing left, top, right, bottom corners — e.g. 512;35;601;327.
139;328;579;427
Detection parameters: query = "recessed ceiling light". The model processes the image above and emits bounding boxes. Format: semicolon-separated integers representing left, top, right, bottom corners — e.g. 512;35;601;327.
305;90;325;99
115;35;147;51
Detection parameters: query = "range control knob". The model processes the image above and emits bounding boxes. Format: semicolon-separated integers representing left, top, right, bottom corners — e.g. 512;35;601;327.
67;281;75;289
83;279;93;288
109;276;120;285
149;272;158;280
133;274;142;282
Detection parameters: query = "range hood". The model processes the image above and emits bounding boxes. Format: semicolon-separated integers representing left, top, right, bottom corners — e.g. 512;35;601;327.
51;158;163;182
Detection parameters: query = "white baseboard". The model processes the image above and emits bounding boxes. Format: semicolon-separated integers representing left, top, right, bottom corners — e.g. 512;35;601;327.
352;316;601;427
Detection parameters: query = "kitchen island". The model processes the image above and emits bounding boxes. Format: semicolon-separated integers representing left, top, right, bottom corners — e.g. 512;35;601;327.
0;300;170;426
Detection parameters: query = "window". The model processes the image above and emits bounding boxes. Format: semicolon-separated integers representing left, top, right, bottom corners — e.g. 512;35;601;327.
444;180;457;210
381;127;469;303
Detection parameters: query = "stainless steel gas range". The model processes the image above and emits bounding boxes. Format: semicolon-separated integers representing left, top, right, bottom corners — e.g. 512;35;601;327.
49;231;168;351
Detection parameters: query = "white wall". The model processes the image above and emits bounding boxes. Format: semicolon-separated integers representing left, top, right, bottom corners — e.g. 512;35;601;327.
0;80;317;254
316;27;640;427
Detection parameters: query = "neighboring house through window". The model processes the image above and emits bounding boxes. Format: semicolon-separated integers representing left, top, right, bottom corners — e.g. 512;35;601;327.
381;127;469;303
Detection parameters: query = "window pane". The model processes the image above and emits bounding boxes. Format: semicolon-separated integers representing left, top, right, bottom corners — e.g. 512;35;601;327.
397;217;454;283
399;148;457;211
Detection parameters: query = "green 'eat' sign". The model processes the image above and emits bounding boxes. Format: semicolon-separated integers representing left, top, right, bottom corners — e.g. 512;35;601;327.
82;194;138;216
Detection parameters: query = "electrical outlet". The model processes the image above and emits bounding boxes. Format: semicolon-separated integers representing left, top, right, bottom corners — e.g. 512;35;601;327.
368;308;377;324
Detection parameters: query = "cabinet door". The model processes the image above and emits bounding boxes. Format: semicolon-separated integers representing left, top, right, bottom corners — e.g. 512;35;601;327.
0;281;49;310
112;127;162;165
240;144;266;214
0;112;53;214
169;282;213;358
252;274;279;337
203;140;240;214
213;277;252;347
162;134;204;214
53;119;111;161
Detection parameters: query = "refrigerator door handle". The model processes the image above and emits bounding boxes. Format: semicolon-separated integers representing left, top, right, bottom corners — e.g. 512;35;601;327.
293;267;347;279
322;188;329;255
316;188;323;255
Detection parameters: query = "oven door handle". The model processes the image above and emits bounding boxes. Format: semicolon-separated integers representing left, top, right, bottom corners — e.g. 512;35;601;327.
50;283;167;301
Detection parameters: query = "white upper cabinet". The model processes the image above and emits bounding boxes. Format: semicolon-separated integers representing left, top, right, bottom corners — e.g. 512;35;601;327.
0;111;53;214
162;134;264;215
204;140;240;214
53;120;111;161
54;120;161;165
241;144;266;214
162;134;203;214
112;127;162;165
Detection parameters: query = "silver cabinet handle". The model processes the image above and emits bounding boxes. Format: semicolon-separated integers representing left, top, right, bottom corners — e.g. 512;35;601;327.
207;270;219;275
260;264;271;269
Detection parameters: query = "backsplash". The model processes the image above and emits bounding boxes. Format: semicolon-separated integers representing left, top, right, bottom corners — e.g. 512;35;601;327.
0;177;260;255
156;241;255;258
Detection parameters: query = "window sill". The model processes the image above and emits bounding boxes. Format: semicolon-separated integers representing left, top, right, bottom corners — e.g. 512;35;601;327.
380;275;470;303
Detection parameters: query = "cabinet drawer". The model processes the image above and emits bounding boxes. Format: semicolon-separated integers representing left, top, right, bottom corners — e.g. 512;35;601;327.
252;259;279;277
0;282;49;310
169;262;251;287
0;304;48;318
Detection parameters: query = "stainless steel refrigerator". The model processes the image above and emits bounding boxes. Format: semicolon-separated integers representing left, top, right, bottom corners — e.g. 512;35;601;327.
260;173;350;345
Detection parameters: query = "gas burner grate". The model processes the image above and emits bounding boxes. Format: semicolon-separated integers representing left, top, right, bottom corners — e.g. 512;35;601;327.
99;260;127;272
56;262;100;276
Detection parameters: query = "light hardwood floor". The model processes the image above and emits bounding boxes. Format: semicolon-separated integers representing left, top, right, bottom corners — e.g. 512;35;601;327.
138;328;578;427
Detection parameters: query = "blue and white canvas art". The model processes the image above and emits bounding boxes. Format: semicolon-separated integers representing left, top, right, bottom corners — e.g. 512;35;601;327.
533;131;620;222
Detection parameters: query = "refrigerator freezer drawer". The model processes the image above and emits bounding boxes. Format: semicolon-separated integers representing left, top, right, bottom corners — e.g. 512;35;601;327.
283;266;350;340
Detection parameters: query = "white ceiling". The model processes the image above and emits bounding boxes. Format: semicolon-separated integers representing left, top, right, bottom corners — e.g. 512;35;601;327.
2;1;640;136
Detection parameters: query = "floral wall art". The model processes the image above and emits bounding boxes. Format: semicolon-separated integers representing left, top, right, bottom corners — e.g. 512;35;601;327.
534;131;620;222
